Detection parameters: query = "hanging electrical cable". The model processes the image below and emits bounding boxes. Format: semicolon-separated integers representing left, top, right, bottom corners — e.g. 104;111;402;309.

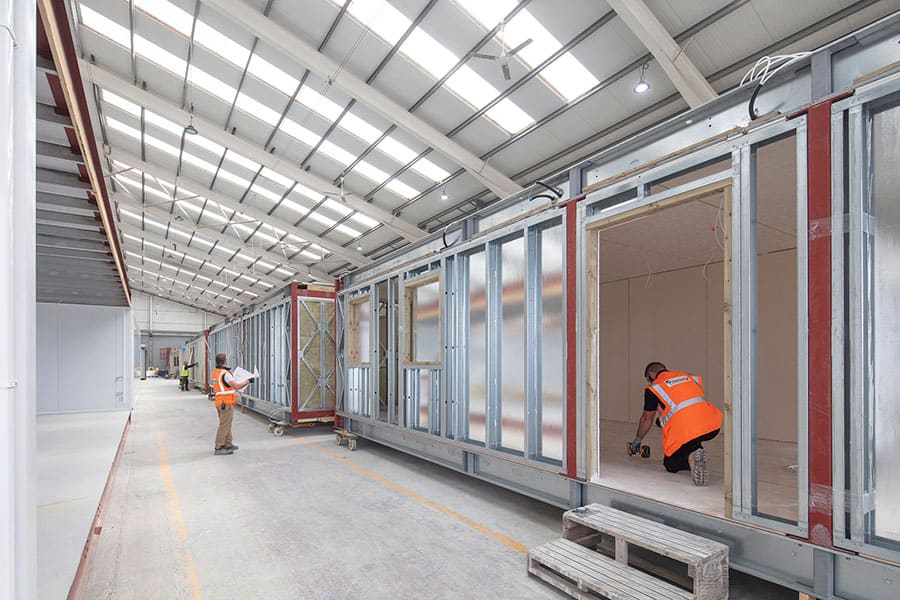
740;53;812;120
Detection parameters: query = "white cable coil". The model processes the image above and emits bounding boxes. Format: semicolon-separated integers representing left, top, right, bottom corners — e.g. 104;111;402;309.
741;53;812;87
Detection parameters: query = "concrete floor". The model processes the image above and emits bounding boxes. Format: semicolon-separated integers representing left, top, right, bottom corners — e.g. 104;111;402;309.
83;379;796;599
37;409;130;600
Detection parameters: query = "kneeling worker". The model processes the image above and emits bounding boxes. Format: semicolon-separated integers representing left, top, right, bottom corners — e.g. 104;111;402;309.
628;361;722;486
211;353;253;456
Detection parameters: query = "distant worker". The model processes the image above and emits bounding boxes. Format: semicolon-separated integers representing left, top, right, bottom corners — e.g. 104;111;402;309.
627;362;722;486
180;360;198;391
211;353;254;456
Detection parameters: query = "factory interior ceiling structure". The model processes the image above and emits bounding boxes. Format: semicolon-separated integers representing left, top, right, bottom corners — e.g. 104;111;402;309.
36;0;898;315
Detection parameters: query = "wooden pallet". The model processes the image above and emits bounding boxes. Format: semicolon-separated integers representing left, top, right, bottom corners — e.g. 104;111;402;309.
562;504;729;600
529;538;693;600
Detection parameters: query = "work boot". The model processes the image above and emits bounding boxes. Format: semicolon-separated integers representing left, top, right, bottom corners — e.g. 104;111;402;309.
690;448;709;486
214;447;233;456
224;444;239;451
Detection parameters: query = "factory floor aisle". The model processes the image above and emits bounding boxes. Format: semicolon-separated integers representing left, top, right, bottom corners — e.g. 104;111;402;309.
83;379;563;599
84;379;796;599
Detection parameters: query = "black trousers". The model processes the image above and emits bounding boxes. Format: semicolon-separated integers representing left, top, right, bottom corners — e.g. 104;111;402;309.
180;375;189;391
664;429;720;473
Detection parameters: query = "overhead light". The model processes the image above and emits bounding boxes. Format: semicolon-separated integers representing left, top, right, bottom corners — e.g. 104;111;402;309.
356;244;363;252
633;63;650;95
184;115;198;135
440;189;448;201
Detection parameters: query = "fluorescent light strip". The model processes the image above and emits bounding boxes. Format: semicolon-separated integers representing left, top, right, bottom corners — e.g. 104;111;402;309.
328;0;534;133
453;0;599;101
80;3;422;197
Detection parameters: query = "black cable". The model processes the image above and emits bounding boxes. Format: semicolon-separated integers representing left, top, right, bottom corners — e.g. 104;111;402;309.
534;180;563;198
528;193;559;203
748;81;763;121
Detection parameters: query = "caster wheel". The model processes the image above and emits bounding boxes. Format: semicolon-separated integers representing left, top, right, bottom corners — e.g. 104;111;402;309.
348;439;357;451
335;433;343;446
273;426;285;437
267;423;276;433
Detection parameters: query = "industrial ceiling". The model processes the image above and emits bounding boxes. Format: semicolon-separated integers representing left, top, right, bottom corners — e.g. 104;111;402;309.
38;0;899;315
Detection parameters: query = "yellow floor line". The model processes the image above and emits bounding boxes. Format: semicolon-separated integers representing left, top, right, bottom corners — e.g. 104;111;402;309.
155;428;204;600
297;437;529;554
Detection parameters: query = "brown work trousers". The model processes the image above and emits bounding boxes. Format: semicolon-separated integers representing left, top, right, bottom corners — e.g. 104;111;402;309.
215;403;234;449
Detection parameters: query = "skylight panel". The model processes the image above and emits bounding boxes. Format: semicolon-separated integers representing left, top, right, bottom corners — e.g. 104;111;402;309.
248;54;299;96
278;119;321;148
260;167;292;188
249;183;282;203
194;21;251;66
101;90;140;116
345;0;408;45
410;157;451;182
399;29;458;77
298;86;346;124
134;0;192;35
321;198;351;217
223;150;260;173
79;5;130;47
385;179;419;199
350;212;380;229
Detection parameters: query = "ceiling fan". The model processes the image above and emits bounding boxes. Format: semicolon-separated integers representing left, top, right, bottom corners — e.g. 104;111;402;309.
472;18;532;81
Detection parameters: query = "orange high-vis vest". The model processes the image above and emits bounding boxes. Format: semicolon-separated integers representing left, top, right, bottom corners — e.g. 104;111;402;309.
646;371;722;457
211;367;237;408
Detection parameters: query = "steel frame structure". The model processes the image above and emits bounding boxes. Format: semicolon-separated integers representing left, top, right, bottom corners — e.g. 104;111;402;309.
208;282;336;427
333;13;900;600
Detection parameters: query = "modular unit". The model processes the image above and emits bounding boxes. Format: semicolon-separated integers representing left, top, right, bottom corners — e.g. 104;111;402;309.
185;333;209;392
209;282;336;430
335;15;900;600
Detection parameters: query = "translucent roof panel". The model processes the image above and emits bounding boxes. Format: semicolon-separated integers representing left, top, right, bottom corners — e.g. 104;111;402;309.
328;0;534;134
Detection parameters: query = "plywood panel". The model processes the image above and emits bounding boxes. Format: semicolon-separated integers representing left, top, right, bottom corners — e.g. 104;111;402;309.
599;280;629;423
627;268;709;423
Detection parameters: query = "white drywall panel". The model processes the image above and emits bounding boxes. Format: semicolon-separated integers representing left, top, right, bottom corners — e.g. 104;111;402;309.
599;279;629;423
37;303;132;414
627;267;709;423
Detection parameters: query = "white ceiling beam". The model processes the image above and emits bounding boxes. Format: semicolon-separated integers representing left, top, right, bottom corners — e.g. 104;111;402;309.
116;218;293;289
84;62;425;242
107;149;368;268
606;0;717;108
201;0;523;200
113;191;328;284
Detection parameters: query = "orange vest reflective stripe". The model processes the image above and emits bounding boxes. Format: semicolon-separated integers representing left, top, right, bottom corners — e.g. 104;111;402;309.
646;371;723;457
211;367;237;407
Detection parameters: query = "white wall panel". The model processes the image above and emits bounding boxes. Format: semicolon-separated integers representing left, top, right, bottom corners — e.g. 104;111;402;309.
37;303;133;414
132;290;215;334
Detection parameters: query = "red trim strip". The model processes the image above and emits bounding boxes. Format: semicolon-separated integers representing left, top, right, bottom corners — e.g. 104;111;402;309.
565;201;578;478
334;278;344;430
807;101;834;547
290;282;300;426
